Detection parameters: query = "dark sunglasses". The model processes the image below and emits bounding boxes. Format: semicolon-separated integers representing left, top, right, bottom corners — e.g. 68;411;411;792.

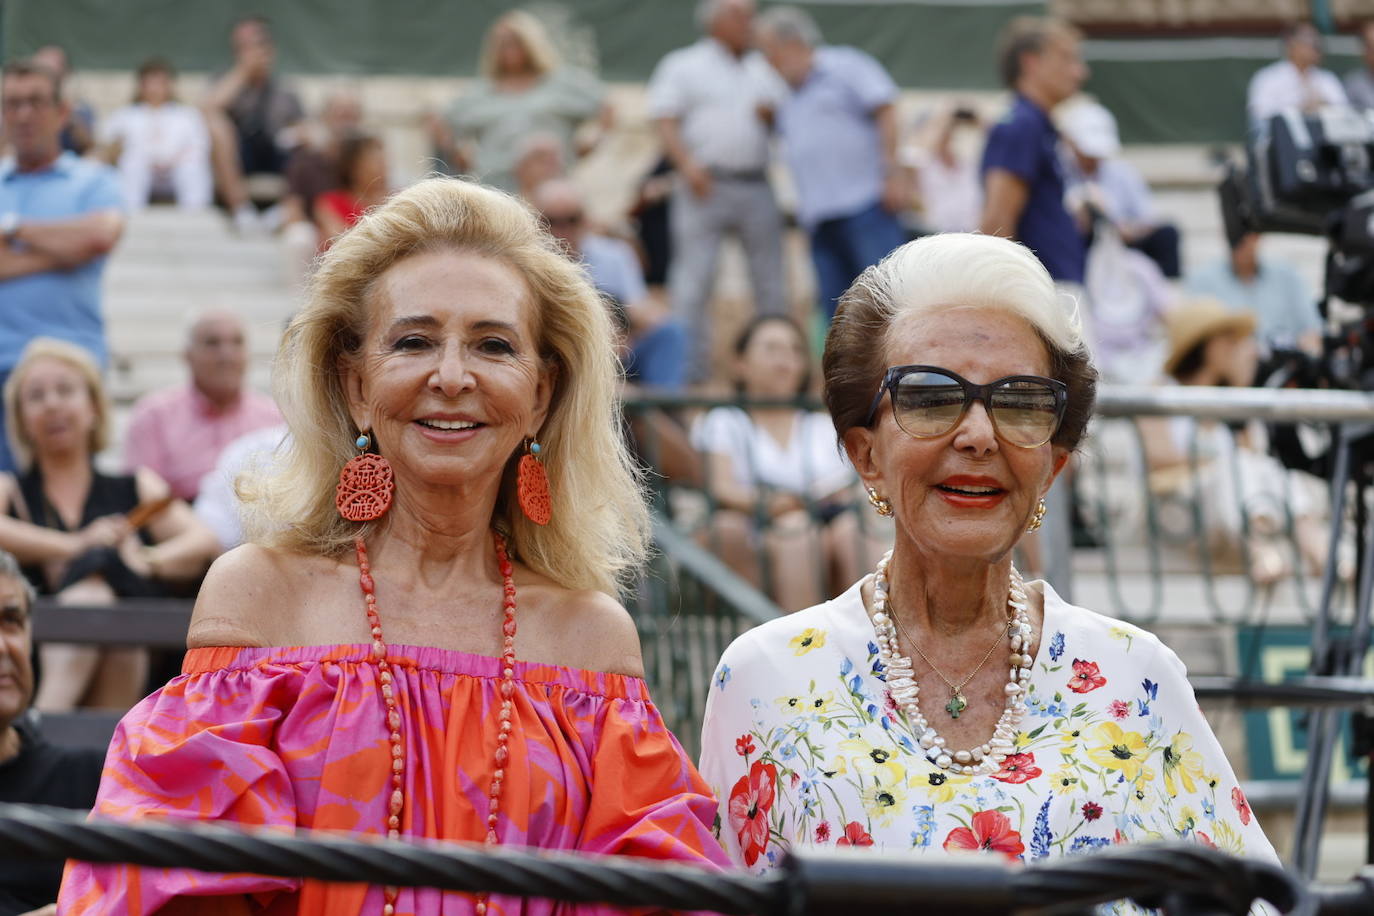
864;365;1067;448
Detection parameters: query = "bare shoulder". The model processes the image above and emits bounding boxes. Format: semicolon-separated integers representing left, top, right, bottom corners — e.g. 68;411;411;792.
530;584;644;679
188;544;323;648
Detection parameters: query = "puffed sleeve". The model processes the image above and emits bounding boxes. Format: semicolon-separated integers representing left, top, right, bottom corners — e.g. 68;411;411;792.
576;690;730;870
57;660;302;915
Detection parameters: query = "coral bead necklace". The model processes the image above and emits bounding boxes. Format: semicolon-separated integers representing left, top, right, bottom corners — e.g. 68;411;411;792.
355;531;518;916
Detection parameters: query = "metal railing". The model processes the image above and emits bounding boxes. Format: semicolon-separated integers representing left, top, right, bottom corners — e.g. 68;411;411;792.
4;803;1368;915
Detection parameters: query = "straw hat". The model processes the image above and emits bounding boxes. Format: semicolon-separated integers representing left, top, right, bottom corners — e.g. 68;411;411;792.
1163;299;1258;377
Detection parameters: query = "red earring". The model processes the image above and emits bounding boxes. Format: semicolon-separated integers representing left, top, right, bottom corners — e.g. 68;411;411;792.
336;431;394;522
517;438;551;526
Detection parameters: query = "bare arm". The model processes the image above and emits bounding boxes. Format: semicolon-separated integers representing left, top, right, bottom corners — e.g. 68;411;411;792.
13;210;124;269
654;116;711;198
0;244;61;280
874;103;911;212
0;475;99;565
204;64;251;112
979;168;1029;238
126;469;222;582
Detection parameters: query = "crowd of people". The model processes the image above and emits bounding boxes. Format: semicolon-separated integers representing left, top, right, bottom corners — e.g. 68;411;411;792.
0;2;1362;913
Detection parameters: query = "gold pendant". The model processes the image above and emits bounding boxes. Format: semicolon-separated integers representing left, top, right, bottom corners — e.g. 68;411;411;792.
945;692;967;719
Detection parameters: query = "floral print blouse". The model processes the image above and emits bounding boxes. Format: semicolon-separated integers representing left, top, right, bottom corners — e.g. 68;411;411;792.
699;577;1277;879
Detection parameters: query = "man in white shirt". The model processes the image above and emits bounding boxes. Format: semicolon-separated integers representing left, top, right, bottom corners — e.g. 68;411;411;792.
646;0;788;383
1247;22;1347;127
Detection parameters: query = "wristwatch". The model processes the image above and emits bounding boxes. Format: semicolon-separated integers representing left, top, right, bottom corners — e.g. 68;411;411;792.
0;212;19;245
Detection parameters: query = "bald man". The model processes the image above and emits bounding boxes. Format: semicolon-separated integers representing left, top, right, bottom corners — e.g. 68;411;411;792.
123;310;281;501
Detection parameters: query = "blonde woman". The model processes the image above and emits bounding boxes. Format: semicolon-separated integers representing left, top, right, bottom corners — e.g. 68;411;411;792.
432;10;611;192
60;178;728;915
0;338;218;712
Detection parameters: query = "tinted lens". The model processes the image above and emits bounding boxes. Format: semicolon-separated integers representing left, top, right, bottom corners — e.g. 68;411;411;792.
989;380;1061;447
891;370;967;437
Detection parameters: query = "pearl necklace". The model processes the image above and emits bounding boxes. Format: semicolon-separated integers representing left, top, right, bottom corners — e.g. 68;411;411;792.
355;532;518;916
868;550;1032;775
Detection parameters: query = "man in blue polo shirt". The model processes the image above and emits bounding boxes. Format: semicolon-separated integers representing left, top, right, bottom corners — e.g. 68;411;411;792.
979;17;1087;286
0;59;124;471
756;6;909;324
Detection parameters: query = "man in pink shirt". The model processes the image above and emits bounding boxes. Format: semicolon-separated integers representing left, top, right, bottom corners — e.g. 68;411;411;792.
124;309;280;501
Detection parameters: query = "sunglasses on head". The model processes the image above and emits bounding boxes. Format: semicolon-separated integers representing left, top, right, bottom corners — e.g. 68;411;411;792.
864;365;1067;448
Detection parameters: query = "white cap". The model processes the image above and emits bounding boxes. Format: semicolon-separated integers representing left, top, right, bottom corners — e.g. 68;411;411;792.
1061;102;1121;159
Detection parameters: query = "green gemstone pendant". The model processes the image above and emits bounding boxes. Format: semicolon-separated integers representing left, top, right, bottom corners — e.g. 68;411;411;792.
945;692;968;719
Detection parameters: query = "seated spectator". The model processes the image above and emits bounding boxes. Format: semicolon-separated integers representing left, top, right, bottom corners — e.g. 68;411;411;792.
194;422;288;552
534;179;688;389
432;10;611;192
124;309;280;503
0;547;103;916
691;315;873;611
1247;22;1346;127
1185;231;1322;354
1345;20;1374;110
313;132;387;247
0;339;219;712
1061;101;1182;278
30;45;93;156
511;131;567;202
1141;301;1331;583
906;103;984;234
203;16;304;232
97;58;212;212
282;89;362;225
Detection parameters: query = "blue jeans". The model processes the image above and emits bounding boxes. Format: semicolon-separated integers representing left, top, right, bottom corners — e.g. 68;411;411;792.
810;201;907;322
626;320;688;390
0;369;14;472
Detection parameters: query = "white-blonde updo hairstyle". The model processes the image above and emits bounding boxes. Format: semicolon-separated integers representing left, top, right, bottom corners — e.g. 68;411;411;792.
246;177;648;594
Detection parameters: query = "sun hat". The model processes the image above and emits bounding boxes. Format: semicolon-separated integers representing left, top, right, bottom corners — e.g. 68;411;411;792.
1061;101;1121;159
1163;298;1258;376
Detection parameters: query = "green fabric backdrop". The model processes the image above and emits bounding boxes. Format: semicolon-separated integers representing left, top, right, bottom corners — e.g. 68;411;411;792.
1;0;1355;143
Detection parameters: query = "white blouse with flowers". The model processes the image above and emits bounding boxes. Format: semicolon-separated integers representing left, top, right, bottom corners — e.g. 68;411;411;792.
699;577;1277;881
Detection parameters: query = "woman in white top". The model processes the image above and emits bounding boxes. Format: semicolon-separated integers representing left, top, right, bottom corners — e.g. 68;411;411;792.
699;235;1274;899
99;58;212;211
691;315;873;612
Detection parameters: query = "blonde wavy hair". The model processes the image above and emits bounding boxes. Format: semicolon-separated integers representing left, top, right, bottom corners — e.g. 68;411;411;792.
479;10;560;81
3;337;110;470
245;177;648;595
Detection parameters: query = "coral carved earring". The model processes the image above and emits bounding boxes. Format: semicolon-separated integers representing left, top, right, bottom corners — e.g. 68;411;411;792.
517;438;552;526
336;431;395;522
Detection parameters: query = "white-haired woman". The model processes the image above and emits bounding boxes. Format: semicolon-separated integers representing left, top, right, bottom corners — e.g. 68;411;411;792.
699;234;1274;877
432;10;610;193
60;178;728;916
0;338;218;713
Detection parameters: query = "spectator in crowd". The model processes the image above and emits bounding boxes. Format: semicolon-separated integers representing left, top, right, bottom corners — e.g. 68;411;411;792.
692;315;867;611
1184;232;1322;354
1345;21;1374;110
630;155;675;289
0;59;124;473
1144;300;1332;583
97;57;212;212
1061;101;1182;278
124;309;280;503
907;104;985;234
203;16;305;232
282;88;363;227
0;339;219;713
511;131;567;201
648;0;788;382
756;6;909;325
979;17;1088;289
30;45;94;157
432;10;610;193
1247;22;1346;127
314;132;388;247
0;548;103;916
194;423;288;552
534;179;688;390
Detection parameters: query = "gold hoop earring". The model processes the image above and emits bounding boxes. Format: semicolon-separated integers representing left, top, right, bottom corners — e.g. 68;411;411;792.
1027;498;1046;533
866;487;894;518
